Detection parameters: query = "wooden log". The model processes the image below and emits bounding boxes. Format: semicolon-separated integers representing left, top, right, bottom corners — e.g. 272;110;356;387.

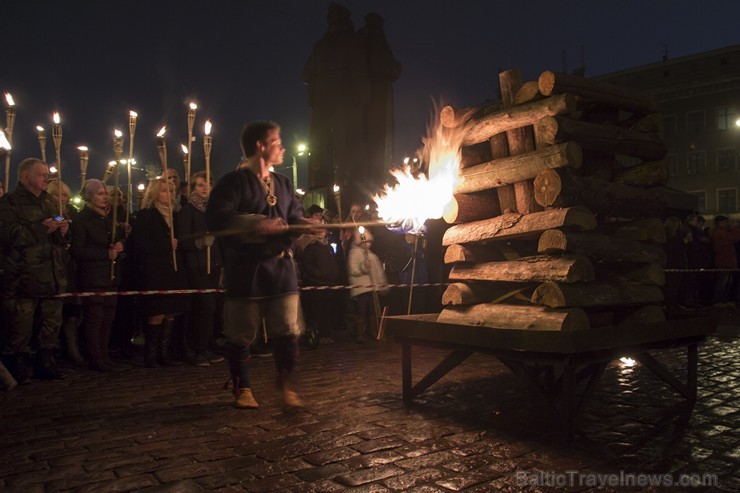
596;218;667;244
443;191;501;224
442;206;597;246
441;281;537;306
462;94;577;146
599;262;665;286
460;142;494;168
440;101;502;128
444;240;538;264
577;149;615;181
489;123;516;213
455;142;583;194
513;80;543;105
612;160;669;187
533;168;666;218
500;68;541;215
537;229;667;265
535;116;667;161
616;304;666;325
437;303;590;331
618;113;664;134
531;281;664;308
449;255;595;284
538;70;658;115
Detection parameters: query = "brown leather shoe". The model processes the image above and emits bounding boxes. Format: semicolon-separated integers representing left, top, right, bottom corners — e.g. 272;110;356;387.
282;387;305;409
235;388;259;409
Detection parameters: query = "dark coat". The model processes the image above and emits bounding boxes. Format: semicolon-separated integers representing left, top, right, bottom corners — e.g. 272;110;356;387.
176;202;223;273
301;238;339;286
0;184;67;296
206;169;306;298
70;206;123;290
131;207;189;315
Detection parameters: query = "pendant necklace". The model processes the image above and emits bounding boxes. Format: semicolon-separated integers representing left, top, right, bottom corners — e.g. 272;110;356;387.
259;173;277;207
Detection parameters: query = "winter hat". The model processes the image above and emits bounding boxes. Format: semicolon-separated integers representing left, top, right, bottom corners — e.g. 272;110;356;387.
82;179;106;203
306;204;324;216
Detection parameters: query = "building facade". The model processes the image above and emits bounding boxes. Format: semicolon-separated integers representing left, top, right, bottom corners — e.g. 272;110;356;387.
596;45;740;215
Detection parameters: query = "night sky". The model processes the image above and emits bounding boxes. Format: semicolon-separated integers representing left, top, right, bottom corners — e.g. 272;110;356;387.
3;0;740;192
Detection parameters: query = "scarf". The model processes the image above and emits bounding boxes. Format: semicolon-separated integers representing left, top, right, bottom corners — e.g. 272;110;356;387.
189;191;208;212
154;202;173;230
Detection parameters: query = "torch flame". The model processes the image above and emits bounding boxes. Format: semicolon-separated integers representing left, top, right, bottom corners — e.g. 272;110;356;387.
49;166;58;173
129;110;138;118
181;144;188;154
36;125;44;132
156;126;166;137
53;113;60;124
114;129;123;138
108;160;117;167
189;102;197;110
5;93;14;106
137;183;146;191
0;130;11;150
204;120;212;135
373;104;473;234
333;184;340;193
77;146;88;152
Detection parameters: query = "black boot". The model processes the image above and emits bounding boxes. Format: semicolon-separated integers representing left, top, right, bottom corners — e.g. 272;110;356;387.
143;323;161;368
35;349;66;380
3;353;31;385
157;319;174;367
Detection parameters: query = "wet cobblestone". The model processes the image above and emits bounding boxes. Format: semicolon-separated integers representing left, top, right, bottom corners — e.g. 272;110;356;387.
0;330;738;491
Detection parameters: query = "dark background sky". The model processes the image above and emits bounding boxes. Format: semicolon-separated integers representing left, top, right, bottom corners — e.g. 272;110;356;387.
2;0;740;191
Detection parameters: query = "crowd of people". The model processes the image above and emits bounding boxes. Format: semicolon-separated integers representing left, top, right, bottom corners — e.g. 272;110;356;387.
663;213;740;313
0;120;434;409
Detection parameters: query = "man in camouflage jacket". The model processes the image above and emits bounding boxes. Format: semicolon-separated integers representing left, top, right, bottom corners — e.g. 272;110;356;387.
0;158;68;382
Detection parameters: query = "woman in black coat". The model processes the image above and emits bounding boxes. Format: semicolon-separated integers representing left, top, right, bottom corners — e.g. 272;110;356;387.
70;180;124;371
176;171;223;367
131;177;189;367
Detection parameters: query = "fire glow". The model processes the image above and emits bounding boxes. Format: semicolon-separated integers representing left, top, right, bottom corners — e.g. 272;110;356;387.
373;106;471;234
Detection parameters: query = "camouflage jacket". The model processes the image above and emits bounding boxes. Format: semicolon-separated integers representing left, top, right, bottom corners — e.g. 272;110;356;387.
0;183;68;296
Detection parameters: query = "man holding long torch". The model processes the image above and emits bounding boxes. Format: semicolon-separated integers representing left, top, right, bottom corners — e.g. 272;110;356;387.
206;120;313;410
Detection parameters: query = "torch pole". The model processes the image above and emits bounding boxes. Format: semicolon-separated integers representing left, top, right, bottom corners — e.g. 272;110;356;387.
52;118;63;216
37;128;47;163
110;163;120;280
5;104;15;190
203;129;212;275
157;134;178;271
127;112;137;225
111;135;123;280
406;235;420;315
78;148;88;190
186;104;196;185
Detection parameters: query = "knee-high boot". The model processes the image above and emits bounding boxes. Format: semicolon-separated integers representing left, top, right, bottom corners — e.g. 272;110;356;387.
157;319;174;367
63;317;84;364
226;341;258;409
273;335;303;408
143;323;161;368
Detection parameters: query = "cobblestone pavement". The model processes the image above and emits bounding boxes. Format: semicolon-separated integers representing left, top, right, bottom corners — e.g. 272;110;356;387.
1;328;738;492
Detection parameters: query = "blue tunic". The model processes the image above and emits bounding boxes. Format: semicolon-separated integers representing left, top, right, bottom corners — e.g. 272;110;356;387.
206;169;305;298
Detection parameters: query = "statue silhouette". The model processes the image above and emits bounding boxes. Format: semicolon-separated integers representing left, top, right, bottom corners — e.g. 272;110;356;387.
302;3;401;208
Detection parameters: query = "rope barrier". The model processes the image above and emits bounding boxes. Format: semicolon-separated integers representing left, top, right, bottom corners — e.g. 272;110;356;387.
50;282;450;299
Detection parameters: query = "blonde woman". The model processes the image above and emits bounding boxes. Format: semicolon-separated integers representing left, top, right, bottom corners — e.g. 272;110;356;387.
131;177;189;367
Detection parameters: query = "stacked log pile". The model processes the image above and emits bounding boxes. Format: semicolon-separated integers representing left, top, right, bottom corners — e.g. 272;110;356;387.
438;69;668;331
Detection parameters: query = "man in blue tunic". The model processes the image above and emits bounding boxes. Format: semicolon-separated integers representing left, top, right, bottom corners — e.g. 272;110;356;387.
207;121;307;409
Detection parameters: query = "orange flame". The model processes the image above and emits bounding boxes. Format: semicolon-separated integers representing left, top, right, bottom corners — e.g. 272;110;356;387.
373;105;472;234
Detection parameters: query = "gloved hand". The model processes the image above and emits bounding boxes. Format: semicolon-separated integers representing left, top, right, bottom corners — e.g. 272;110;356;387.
196;235;215;249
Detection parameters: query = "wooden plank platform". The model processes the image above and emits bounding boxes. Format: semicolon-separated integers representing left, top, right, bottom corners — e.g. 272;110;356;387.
385;314;717;443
